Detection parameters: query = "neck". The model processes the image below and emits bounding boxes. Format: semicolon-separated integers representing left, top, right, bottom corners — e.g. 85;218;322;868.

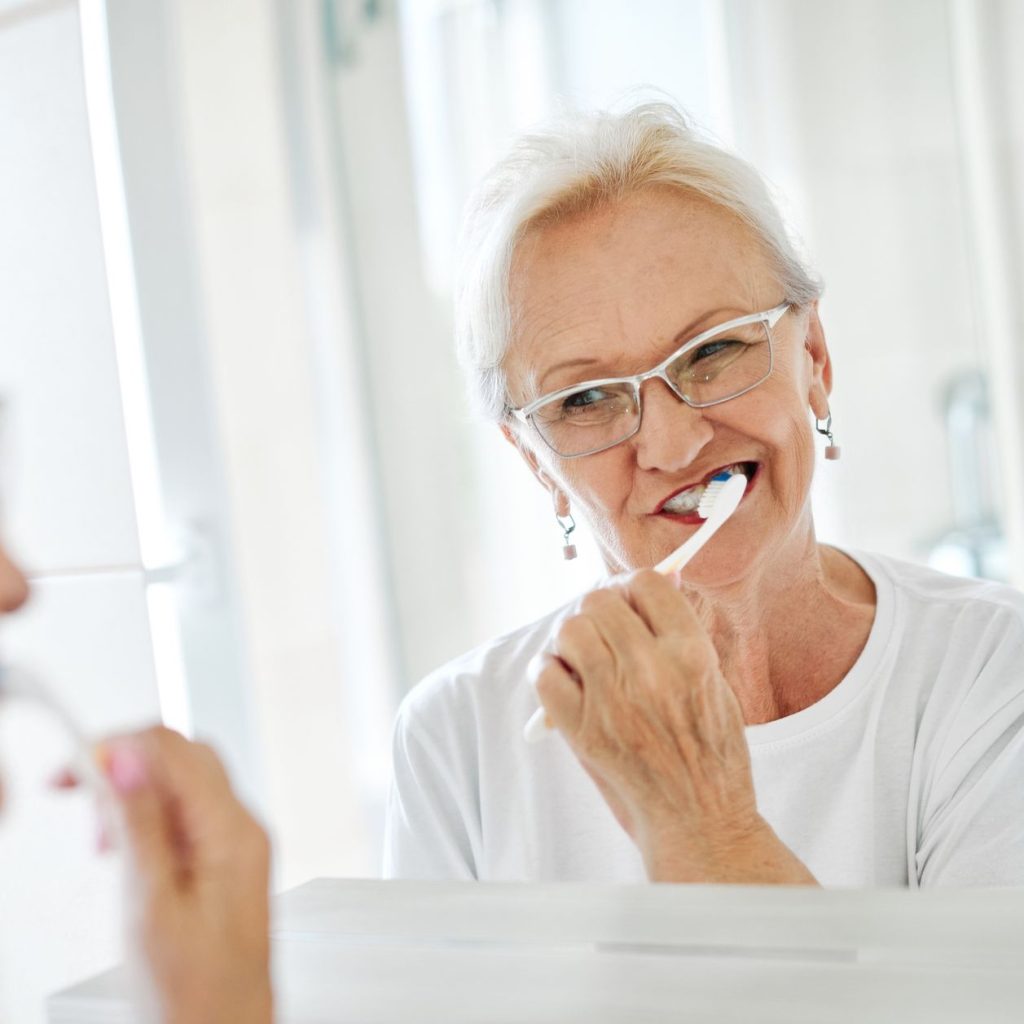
680;526;876;724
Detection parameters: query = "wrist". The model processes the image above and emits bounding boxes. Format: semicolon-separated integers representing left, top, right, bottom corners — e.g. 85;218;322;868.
225;979;274;1024
643;817;818;885
164;978;273;1024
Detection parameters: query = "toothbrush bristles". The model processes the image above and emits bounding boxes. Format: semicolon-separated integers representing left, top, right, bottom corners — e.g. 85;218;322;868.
697;472;736;519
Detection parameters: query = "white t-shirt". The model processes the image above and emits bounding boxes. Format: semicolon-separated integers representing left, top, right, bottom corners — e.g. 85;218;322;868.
384;551;1024;887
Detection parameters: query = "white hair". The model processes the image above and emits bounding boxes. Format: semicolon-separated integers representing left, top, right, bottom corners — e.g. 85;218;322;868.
454;102;823;421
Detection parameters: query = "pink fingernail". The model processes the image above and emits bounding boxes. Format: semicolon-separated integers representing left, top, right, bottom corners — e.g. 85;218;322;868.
104;744;148;794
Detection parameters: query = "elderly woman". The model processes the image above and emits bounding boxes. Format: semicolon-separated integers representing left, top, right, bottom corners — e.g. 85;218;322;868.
384;103;1024;887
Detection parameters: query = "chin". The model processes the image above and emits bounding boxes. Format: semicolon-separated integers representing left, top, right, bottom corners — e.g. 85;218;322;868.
653;527;763;589
678;552;755;590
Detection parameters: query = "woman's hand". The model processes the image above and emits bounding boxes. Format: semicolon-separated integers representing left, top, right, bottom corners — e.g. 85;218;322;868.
98;726;274;1024
532;569;816;884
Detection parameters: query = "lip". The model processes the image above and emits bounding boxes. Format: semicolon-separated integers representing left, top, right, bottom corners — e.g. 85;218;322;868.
653;462;760;515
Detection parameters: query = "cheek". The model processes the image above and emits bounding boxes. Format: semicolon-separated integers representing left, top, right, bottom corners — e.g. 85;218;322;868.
558;450;636;517
758;402;816;503
723;385;815;495
788;414;817;486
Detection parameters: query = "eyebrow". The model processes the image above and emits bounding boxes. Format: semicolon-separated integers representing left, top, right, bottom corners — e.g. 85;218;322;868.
536;306;742;392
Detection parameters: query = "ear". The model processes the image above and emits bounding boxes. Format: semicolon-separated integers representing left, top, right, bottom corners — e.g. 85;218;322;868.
803;302;833;420
499;423;571;516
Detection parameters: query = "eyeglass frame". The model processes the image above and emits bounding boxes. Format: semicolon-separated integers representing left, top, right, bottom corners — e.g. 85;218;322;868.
507;301;791;459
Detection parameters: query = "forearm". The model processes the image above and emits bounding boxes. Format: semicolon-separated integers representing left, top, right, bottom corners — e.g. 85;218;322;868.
643;818;820;886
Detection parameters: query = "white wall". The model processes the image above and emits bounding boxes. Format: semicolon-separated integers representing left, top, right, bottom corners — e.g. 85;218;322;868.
108;0;393;882
2;3;392;1020
725;0;1023;580
0;3;159;1021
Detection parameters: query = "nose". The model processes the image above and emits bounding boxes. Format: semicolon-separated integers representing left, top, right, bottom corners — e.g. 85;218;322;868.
633;378;713;472
0;544;29;615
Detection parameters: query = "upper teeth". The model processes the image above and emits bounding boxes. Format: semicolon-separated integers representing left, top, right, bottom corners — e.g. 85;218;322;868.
661;464;747;513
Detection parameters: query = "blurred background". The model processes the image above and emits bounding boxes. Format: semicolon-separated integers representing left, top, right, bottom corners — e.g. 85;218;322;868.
2;0;1023;1019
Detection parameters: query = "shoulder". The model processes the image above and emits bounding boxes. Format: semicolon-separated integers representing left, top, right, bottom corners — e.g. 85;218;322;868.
857;549;1024;639
394;598;575;742
858;552;1024;764
845;551;1024;748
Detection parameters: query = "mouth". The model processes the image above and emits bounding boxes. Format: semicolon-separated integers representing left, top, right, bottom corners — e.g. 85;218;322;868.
654;462;759;520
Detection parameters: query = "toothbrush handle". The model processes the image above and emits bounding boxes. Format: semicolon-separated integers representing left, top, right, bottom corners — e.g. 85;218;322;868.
654;514;721;575
523;706;549;744
0;665;108;799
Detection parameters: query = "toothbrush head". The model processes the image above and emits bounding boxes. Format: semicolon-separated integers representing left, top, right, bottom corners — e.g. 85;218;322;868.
653;471;747;576
698;471;743;519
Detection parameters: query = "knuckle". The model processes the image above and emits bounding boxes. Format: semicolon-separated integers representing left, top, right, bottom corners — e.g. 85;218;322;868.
121;724;177;761
530;651;566;686
526;651;549;684
622;727;654;762
579;588;617;616
133;724;167;747
586;726;626;766
534;663;556;692
194;741;229;773
137;724;191;762
246;818;272;858
534;660;568;700
191;741;233;786
667;635;708;668
193;740;219;762
558;614;590;647
149;724;184;745
632;568;664;593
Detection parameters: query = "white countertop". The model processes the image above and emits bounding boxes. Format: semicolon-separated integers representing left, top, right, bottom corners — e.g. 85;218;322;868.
49;879;1024;1022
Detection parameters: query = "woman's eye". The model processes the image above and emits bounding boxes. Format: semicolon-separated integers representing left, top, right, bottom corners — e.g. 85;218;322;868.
692;339;739;362
562;388;610;411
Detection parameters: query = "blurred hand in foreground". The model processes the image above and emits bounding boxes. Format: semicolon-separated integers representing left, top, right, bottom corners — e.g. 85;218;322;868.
98;726;273;1024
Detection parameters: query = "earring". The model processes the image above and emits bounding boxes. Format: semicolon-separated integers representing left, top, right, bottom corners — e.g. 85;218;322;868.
555;512;577;560
815;409;841;460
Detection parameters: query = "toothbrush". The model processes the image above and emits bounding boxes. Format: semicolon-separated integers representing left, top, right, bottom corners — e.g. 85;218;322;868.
0;662;109;799
653;470;747;574
523;471;747;744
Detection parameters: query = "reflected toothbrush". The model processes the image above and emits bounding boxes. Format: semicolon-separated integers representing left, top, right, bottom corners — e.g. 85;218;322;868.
523;471;747;744
0;662;109;799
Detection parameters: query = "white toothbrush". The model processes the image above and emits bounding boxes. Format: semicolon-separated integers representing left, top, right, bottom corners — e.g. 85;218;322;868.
652;470;747;574
523;471;748;744
0;662;109;799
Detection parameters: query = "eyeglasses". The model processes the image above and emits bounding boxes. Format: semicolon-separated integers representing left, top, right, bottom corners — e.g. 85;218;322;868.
508;302;790;458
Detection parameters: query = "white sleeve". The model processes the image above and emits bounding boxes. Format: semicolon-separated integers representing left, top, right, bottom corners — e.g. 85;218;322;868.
382;695;481;880
917;617;1024;886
